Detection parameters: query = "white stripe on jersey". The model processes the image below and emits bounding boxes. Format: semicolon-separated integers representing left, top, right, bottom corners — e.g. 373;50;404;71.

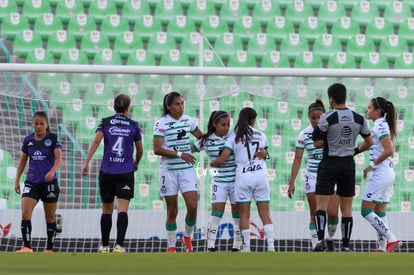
194;132;236;184
369;118;392;166
153;114;198;170
296;125;323;174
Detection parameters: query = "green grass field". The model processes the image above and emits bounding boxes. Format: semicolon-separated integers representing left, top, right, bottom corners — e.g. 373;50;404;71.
1;252;413;274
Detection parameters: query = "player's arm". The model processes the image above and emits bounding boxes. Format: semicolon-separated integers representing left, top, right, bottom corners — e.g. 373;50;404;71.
82;131;104;175
191;127;203;139
45;147;62;182
134;139;143;171
363;135;389;178
355;134;373;156
153;136;196;165
288;148;304;199
210;147;231;167
312;126;325;148
14;152;28;194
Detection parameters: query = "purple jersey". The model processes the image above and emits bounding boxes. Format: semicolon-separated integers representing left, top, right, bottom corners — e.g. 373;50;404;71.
97;114;142;174
21;132;61;184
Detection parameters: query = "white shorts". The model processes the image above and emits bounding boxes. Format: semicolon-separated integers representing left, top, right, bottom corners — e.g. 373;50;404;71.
304;173;317;193
159;168;197;197
235;171;270;204
362;166;395;204
211;181;236;204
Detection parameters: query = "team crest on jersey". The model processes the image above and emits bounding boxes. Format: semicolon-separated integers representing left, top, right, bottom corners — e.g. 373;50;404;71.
44;139;52;147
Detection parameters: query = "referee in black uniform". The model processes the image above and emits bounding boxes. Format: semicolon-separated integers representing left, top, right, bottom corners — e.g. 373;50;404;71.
312;83;373;252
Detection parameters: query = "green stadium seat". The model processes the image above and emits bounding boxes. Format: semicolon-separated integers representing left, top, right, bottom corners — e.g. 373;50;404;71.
126;49;156;66
33;13;63;41
36;72;67;93
47;30;77;59
232;16;262;43
260;50;290;68
71;73;102;93
312;34;342;62
140;74;171;95
350;1;380;28
360;52;389;69
251;0;281;27
220;92;252;114
298;16;328;43
59;48;89;64
365;17;394;45
211;32;242;61
374;78;404;98
146;32;177;60
172;74;201;96
154;0;184;25
0;13;30;40
219;0;249;27
55;0;84;24
398;18;414;45
21;0;52;23
87;0;117;24
199;15;229;43
113;31;143;59
76;108;99;144
186;0;216;26
265;16;294;44
383;1;412;27
121;0;150;25
294;51;323;68
80;0;93;8
100;14;130;42
62;98;89;126
394;52;414;69
0;0;18;23
340;77;371;96
12;30;43;58
80;31;110;59
83;81;112;106
379;35;409;62
66;13;96;41
205;75;237;98
92;48;123;65
279;33;309;61
246;33;276;62
339;0;359;9
306;77;336;99
106;74;138;95
331;16;360;44
345;34;376;62
179;32;207;61
0;146;15;168
327;52;357;69
370;0;391;11
167;15;196;43
227;50;257;68
25;48;55;64
273;76;303;96
159;49;189;66
284;0;314;27
133;15;163;43
49;81;79;109
317;0;346;28
193;49;224;67
239;76;271;95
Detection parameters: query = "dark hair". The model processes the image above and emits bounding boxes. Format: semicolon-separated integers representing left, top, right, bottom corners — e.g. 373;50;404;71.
33;111;50;132
372;97;397;141
308;98;326;114
199;111;229;147
113;94;131;113
235;107;257;143
327;83;347;104
162;91;182;116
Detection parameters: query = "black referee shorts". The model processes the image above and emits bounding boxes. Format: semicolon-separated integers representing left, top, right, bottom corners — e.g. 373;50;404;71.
315;156;355;197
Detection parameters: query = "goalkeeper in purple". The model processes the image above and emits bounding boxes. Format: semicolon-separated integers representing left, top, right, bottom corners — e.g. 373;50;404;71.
14;111;62;253
82;94;143;253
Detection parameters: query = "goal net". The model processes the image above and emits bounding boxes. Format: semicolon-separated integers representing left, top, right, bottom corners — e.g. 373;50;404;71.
1;64;413;252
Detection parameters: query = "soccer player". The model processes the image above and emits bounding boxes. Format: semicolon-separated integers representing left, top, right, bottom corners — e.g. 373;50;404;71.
153;91;203;253
312;83;373;252
361;97;401;252
14;111;62;252
82;94;143;253
192;110;242;252
288;99;340;251
211;107;274;252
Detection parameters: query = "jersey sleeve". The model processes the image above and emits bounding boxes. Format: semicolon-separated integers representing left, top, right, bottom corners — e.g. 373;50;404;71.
21;136;29;153
375;120;390;140
223;133;234;151
295;129;306;150
189;117;198;133
153;118;165;138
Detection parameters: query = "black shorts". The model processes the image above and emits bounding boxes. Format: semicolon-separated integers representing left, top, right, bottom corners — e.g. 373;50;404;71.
316;156;355;197
99;171;134;203
22;180;60;203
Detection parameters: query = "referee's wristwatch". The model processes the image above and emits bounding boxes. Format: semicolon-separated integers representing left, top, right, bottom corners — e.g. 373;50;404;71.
369;161;377;169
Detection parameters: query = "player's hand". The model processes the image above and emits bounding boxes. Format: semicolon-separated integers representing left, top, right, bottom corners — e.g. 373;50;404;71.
82;163;89;176
181;152;196;165
255;148;267;159
287;182;295;199
14;182;21;194
45;171;55;182
363;166;372;179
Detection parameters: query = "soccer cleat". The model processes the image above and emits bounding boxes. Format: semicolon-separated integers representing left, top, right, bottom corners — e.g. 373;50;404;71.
207;247;217;252
325;239;335;252
182;236;193;252
98;245;110;253
232;239;242;252
167;247;177;253
371;249;386;252
267;246;276;253
43;249;54;253
340;247;353;252
241;247;251;253
313;241;326;252
113;244;126;253
16;247;33;253
386;240;402;253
